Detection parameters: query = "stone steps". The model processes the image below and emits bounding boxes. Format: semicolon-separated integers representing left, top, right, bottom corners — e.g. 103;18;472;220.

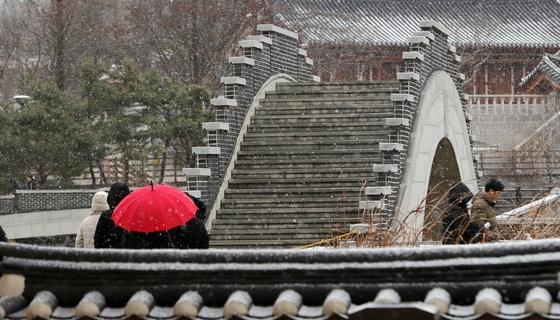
252;112;390;121
250;119;391;129
243;130;388;139
275;81;398;94
275;81;399;94
242;136;389;146
209;226;346;240
212;217;358;228
249;120;390;128
259;95;394;104
232;168;376;180
220;202;361;209
233;158;378;170
233;163;374;171
215;209;359;215
224;187;363;199
209;81;393;248
211;227;336;236
240;140;380;152
255;106;393;116
237;149;381;160
235;157;378;165
228;178;367;189
220;216;361;225
208;239;321;249
232;166;373;175
242;137;380;145
221;197;361;209
210;233;333;242
247;122;387;132
212;219;351;228
211;227;348;235
212;226;351;233
259;100;393;110
263;92;394;101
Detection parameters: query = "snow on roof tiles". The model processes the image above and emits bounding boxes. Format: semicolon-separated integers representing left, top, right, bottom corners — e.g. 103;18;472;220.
3;290;559;320
273;0;560;48
520;51;560;86
0;240;559;320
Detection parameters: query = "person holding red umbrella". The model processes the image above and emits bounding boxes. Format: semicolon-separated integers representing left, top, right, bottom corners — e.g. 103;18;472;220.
111;183;209;249
94;182;130;248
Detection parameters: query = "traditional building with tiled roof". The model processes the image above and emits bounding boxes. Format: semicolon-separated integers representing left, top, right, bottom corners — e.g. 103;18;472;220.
511;52;560;152
270;0;560;152
521;51;560;94
272;0;560;48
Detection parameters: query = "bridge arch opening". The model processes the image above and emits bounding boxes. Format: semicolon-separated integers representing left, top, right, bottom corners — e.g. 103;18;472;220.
394;70;478;241
424;137;462;240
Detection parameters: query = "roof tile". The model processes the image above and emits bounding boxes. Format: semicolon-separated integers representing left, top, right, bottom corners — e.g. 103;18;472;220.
273;0;560;48
1;241;560;319
520;51;560;86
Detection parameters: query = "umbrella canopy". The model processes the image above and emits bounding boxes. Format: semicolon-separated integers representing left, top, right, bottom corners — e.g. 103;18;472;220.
112;184;198;233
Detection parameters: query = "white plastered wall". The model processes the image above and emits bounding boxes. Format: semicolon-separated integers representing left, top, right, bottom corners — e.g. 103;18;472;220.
394;70;478;240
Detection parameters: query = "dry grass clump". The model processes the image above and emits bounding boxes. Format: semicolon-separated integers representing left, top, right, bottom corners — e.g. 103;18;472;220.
495;200;560;241
300;182;560;249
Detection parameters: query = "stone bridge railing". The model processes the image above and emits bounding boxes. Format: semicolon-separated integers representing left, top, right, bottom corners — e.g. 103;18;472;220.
183;24;317;218
368;21;474;224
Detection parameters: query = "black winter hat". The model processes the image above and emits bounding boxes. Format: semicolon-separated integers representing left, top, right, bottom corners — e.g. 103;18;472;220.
448;182;474;208
107;182;130;209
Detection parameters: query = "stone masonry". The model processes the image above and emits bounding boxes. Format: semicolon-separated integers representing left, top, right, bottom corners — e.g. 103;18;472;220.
470;97;557;150
0;195;15;215
373;21;475;225
183;24;315;211
0;190;100;215
194;21;478;248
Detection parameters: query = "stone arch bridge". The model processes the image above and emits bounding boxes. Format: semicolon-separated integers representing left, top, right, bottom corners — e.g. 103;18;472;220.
184;21;478;248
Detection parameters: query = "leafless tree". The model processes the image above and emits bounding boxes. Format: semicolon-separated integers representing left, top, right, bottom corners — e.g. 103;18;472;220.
0;0;127;94
125;0;267;86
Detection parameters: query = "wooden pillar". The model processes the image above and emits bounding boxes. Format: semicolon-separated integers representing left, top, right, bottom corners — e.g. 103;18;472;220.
510;65;515;95
473;70;477;95
374;63;382;80
484;65;489;95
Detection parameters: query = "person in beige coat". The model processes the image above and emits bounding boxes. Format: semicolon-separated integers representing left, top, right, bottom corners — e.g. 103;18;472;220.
75;191;109;248
468;178;504;243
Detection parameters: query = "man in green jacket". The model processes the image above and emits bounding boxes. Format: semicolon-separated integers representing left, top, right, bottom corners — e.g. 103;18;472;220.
468;178;505;243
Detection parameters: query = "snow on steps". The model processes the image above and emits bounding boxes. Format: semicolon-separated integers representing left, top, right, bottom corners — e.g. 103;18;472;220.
209;82;398;248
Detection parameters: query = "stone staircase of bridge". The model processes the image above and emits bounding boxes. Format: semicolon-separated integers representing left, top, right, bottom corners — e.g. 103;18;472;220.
209;81;399;248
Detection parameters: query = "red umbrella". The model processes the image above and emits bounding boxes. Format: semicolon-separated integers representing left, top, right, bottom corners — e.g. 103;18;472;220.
112;183;198;232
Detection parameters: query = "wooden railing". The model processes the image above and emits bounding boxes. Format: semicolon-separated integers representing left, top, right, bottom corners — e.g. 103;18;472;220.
70;154;187;187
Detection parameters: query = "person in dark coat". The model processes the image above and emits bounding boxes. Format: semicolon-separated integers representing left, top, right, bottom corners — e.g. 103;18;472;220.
441;182;474;244
25;175;38;190
189;193;207;221
0;225;8;242
119;193;209;249
119;219;209;249
94;182;130;248
10;177;22;193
